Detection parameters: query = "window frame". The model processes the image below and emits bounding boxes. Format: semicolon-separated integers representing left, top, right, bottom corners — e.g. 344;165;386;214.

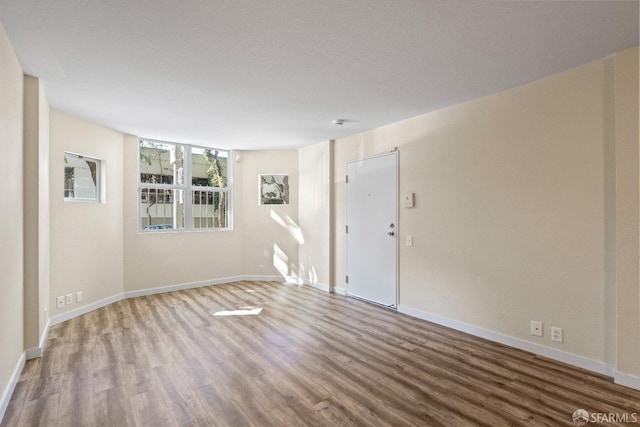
64;151;102;203
138;138;232;232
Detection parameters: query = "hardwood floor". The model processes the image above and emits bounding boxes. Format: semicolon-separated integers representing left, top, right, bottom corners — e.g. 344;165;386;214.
2;281;639;426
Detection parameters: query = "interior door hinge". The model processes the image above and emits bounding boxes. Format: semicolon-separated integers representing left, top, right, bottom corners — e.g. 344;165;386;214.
346;225;348;233
346;275;349;284
346;175;349;183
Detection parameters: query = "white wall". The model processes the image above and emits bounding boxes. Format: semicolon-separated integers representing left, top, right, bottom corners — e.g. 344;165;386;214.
49;111;124;314
37;80;50;351
23;76;50;354
0;21;24;418
332;52;632;366
123;135;244;290
298;140;333;290
123;142;300;291
240;150;299;280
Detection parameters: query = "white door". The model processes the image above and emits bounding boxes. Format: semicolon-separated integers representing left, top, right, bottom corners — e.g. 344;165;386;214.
346;152;398;308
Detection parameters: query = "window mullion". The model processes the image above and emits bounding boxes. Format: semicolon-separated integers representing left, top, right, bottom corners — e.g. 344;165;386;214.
139;138;231;231
184;146;193;229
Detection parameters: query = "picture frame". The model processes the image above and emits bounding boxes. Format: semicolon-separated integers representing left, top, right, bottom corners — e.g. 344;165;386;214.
259;174;289;205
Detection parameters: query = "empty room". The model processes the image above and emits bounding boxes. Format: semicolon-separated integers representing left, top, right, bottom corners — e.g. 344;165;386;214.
1;1;640;426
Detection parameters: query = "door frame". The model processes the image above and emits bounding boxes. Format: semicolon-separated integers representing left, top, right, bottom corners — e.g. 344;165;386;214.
345;151;399;309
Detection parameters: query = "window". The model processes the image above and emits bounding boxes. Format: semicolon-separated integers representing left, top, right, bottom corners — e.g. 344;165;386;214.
64;152;101;202
139;139;231;231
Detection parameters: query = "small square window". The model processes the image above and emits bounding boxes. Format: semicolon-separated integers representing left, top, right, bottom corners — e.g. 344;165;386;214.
64;152;101;202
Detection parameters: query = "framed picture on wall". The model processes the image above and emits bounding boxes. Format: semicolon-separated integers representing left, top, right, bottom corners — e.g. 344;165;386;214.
259;174;289;205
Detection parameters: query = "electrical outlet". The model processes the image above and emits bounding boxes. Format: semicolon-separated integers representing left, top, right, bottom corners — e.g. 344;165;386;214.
56;296;65;309
76;291;83;302
66;294;73;305
531;320;543;337
551;327;563;342
259;265;264;272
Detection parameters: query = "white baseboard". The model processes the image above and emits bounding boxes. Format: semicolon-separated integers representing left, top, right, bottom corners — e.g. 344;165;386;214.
39;318;50;349
248;275;288;283
31;280;640;394
33;276;288;362
301;279;331;293
48;275;288;327
25;347;41;360
24;318;51;361
124;276;245;298
332;286;347;295
614;371;640;390
300;279;346;295
124;275;286;298
397;305;616;379
49;293;126;327
0;352;25;424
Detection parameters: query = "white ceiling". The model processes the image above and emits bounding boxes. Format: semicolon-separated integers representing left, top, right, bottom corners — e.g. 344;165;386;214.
0;1;638;149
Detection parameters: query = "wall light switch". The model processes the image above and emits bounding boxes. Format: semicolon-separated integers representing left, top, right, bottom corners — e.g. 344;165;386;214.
406;235;413;246
531;320;543;337
403;192;414;208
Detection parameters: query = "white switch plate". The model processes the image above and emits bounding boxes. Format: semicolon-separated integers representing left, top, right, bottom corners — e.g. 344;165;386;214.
76;291;83;302
531;320;543;337
403;192;414;208
406;235;413;246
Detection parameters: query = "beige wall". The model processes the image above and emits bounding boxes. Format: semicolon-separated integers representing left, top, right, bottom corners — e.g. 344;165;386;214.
332;52;635;365
298;140;332;289
1;19;639;414
23;76;50;352
123;142;300;291
614;47;640;378
0;22;24;409
240;150;299;279
37;80;50;350
49;111;124;313
123;135;244;290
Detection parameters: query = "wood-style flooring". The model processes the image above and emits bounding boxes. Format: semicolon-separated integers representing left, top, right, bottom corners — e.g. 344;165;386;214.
2;281;639;426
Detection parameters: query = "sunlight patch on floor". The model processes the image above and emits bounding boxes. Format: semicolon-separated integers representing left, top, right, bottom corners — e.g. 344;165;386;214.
214;307;263;316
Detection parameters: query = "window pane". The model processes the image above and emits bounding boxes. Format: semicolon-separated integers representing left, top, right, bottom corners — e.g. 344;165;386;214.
139;139;184;185
192;190;228;228
138;138;231;232
64;166;74;198
64;153;100;201
191;147;228;188
140;187;184;230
